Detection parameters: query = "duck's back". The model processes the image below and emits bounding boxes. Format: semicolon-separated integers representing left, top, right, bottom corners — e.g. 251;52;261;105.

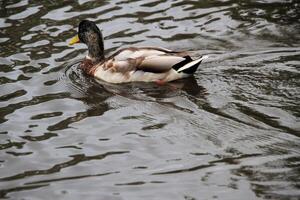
93;47;203;83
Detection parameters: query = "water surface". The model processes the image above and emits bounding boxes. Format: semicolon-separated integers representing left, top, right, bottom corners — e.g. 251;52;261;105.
0;0;300;199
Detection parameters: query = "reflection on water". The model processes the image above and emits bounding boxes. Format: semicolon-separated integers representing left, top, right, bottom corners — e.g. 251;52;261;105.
0;0;299;199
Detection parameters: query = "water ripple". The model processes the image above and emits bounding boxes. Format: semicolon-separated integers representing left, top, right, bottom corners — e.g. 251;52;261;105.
0;0;299;199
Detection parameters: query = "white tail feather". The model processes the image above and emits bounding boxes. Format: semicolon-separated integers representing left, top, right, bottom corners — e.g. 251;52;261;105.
177;55;209;73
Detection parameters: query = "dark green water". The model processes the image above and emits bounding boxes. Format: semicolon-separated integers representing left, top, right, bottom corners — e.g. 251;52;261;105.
0;0;299;199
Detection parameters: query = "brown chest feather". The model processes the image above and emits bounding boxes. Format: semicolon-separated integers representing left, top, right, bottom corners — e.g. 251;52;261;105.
80;59;98;76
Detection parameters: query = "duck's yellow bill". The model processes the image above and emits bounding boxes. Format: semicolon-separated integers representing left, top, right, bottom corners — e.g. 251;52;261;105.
69;35;80;45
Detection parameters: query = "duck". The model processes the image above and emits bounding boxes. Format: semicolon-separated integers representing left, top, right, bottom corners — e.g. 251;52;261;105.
69;20;207;84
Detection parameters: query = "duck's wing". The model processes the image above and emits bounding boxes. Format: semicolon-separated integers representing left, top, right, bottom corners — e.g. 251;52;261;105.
137;55;187;73
106;47;190;73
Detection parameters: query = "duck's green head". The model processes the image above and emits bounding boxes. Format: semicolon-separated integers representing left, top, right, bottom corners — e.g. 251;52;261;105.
69;20;104;63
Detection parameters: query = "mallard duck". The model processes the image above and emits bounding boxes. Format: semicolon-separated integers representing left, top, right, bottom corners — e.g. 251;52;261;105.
69;20;207;83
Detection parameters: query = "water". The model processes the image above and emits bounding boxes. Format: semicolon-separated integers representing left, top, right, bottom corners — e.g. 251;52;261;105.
0;0;299;199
